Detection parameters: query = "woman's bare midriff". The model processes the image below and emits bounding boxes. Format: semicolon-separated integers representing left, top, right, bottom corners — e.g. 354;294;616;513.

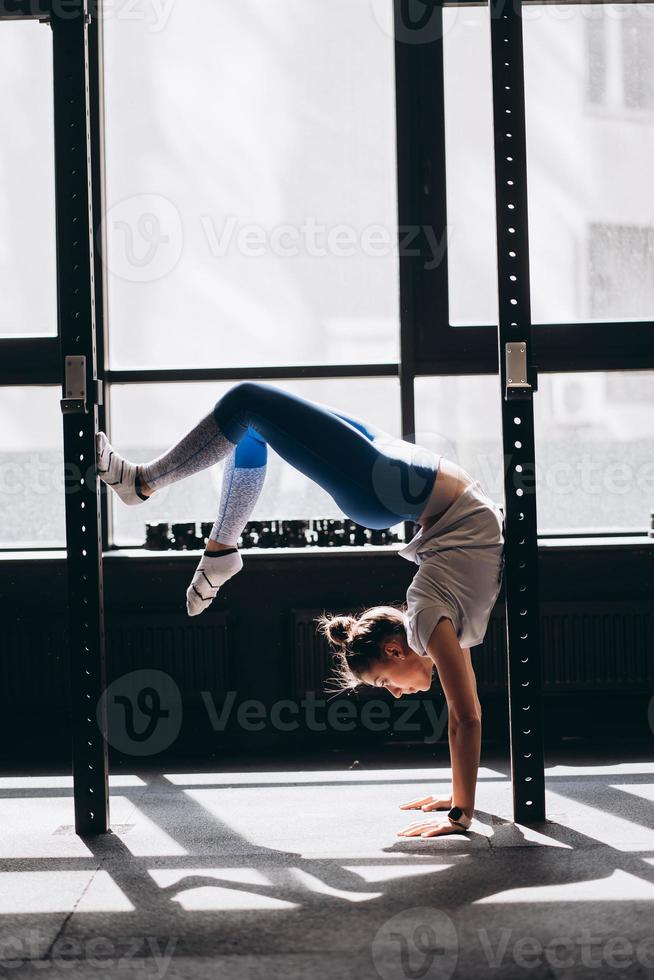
418;456;475;531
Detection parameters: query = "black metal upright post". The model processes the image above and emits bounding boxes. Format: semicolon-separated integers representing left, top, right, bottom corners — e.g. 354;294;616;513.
488;0;546;823
52;0;110;834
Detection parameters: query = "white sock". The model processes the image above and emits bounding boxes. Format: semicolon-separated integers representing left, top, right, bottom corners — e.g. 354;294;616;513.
96;431;149;506
186;549;243;616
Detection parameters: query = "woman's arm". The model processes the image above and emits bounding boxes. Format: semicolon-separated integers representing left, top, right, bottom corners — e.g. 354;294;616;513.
426;622;481;819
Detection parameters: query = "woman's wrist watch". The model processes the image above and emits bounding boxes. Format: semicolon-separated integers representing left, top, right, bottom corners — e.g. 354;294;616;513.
447;805;472;830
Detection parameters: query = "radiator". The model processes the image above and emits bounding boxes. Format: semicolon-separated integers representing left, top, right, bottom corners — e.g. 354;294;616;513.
2;603;651;715
2;611;230;710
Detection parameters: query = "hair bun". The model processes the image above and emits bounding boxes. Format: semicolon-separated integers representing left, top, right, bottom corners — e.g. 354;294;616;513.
328;615;355;647
316;612;356;650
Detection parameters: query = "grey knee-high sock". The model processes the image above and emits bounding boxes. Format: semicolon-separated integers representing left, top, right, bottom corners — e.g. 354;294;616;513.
139;412;236;492
209;451;267;547
186;451;266;616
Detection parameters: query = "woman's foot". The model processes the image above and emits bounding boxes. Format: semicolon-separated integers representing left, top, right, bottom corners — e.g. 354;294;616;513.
186;547;243;616
96;431;151;506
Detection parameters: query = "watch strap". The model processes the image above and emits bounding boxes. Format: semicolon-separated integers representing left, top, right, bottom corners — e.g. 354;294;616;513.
448;805;472;830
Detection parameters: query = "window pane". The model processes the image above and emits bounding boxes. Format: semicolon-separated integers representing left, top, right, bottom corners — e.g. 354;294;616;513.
533;370;654;533
0;21;57;337
444;4;654;326
414;374;504;493
109;378;401;546
0;387;65;547
415;371;654;533
103;0;399;370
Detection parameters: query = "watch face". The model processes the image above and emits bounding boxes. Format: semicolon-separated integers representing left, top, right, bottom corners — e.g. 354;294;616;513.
449;806;462;820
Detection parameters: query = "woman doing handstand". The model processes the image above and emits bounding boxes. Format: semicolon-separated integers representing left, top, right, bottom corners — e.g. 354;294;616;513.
97;380;505;838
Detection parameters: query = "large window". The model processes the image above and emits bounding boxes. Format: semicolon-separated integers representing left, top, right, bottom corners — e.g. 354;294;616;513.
1;1;652;551
443;4;654;327
0;21;57;338
102;0;400;370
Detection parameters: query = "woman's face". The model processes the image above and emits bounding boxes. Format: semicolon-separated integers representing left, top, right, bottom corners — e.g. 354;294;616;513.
360;637;433;698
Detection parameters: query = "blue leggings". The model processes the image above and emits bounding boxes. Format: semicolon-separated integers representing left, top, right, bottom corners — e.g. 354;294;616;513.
212;381;438;529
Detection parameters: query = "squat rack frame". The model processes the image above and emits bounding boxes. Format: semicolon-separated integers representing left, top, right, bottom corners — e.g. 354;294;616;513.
2;0;546;831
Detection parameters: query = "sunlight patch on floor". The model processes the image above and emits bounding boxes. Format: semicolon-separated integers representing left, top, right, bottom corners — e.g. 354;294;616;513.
474;869;654;904
544;789;654;851
546;764;654;777
148;868;297;911
0;775;146;789
343;863;454;883
163;767;505;786
0;870;134;913
109;796;188;856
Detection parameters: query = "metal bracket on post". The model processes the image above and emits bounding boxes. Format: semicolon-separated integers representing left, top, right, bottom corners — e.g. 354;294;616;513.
60;355;104;414
505;342;531;400
61;355;87;414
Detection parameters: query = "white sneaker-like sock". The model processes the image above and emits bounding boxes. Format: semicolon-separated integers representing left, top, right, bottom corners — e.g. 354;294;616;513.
186;549;243;616
96;431;149;506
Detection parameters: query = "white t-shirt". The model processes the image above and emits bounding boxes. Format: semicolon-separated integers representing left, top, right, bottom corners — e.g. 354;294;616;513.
398;480;505;654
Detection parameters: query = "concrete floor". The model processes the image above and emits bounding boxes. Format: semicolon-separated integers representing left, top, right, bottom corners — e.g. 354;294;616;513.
1;746;653;980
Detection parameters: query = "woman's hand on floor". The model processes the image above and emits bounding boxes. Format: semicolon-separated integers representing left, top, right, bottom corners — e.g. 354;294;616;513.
396;819;465;838
399;794;452;812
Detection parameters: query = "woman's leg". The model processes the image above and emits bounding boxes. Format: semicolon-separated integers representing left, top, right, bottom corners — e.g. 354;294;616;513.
185;428;268;615
97;381;438;612
205;406;382;551
98;381;437;525
207;428;267;547
209;382;437;527
185;401;408;616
